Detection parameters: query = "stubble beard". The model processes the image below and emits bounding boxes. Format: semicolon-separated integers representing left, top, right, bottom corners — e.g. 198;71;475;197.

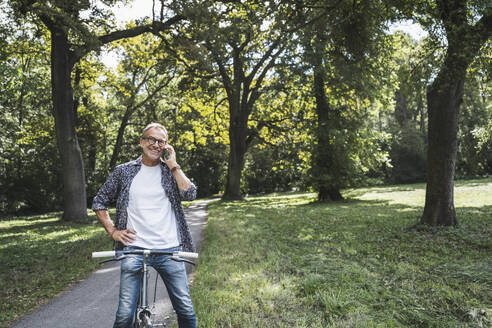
143;147;161;164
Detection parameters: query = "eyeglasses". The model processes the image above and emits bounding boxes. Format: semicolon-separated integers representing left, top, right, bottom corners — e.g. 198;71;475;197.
142;136;167;147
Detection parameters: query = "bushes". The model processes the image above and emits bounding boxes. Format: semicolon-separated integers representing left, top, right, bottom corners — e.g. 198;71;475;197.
1;118;63;215
242;146;305;195
185;141;228;198
388;127;427;184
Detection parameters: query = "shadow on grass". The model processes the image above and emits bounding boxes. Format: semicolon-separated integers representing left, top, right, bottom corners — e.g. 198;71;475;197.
0;219;67;236
211;196;492;255
0;219;100;236
455;177;492;186
0;211;64;222
343;184;425;198
243;196;423;216
2;230;104;262
0;212;103;235
203;192;492;327
0;212;106;274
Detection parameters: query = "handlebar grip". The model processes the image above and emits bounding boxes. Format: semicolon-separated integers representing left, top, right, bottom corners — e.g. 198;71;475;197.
175;251;199;259
92;251;116;258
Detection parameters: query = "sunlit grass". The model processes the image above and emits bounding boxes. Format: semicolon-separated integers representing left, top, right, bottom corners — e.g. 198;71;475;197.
345;178;492;208
189;179;492;327
0;211;113;327
1;202;196;328
2;182;490;328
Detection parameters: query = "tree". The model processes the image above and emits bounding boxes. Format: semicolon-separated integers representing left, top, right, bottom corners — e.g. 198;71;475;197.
163;1;293;199
417;0;492;226
296;0;392;201
102;32;179;170
11;0;183;220
386;33;439;184
172;92;229;198
0;17;59;213
241;68;308;195
456;51;492;177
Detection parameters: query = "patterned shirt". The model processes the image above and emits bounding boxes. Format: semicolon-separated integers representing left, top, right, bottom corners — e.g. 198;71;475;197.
92;156;196;252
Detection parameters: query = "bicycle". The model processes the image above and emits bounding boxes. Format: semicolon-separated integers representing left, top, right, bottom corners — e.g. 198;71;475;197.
92;249;198;328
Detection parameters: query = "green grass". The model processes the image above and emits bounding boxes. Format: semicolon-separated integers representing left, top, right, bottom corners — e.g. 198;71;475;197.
189;179;492;328
0;211;113;327
0;201;195;328
1;184;490;328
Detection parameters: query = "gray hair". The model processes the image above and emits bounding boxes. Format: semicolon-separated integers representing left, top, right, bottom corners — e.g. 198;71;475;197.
141;123;168;138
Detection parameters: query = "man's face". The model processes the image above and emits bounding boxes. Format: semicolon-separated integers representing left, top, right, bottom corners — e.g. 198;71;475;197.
140;127;168;164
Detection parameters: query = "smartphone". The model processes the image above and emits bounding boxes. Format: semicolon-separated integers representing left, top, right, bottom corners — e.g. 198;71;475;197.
164;148;170;160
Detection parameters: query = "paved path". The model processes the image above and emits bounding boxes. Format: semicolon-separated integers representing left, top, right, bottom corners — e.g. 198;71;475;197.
12;200;209;328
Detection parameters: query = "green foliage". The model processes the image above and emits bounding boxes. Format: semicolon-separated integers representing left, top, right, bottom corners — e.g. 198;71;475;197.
242;145;304;195
186;140;227;198
191;179;492;327
291;0;396;198
239;73;310;195
381;33;439;184
388;127;427;183
1;0;491;213
0;21;62;213
73;55;114;202
165;78;230;197
457;61;492;177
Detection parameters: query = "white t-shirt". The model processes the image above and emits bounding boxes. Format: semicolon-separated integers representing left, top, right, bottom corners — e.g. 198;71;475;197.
126;163;179;249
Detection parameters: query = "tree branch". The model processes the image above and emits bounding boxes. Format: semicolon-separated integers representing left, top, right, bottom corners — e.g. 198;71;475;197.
471;7;492;48
246;37;282;86
71;15;185;64
247;45;285;110
232;45;244;102
206;41;233;100
38;13;55;31
133;73;174;111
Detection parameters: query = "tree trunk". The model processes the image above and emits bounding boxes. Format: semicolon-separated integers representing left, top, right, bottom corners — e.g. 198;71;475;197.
223;110;247;200
50;29;87;221
312;56;343;202
420;47;466;226
210;35;282;200
420;73;462;226
419;0;492;227
87;102;97;177
318;186;344;202
418;94;425;134
395;90;409;127
110;109;133;170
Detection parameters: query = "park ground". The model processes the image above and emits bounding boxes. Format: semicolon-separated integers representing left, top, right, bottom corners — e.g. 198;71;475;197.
1;179;491;327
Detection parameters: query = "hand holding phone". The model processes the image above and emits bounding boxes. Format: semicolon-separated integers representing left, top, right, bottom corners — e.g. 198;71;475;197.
163;148;170;160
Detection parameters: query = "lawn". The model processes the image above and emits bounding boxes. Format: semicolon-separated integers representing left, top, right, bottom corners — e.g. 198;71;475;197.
0;202;195;328
1;181;490;328
189;179;492;327
0;211;113;327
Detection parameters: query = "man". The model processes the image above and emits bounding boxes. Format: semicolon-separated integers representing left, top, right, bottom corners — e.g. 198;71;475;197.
92;123;197;328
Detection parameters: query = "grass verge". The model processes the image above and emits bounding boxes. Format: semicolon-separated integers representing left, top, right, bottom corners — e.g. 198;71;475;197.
189;179;492;327
1;201;195;328
0;210;113;327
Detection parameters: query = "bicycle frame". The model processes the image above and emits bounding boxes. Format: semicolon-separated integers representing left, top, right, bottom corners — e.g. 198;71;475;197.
135;251;153;327
93;249;198;328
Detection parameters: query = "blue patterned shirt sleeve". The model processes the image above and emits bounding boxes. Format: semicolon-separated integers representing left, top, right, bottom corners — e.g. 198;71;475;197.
180;183;197;201
92;166;121;211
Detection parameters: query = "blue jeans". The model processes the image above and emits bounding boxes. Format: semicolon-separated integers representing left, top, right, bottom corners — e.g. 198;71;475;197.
113;246;196;328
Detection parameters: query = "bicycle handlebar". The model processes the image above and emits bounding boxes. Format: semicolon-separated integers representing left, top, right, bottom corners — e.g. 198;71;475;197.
92;250;199;259
92;251;116;258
